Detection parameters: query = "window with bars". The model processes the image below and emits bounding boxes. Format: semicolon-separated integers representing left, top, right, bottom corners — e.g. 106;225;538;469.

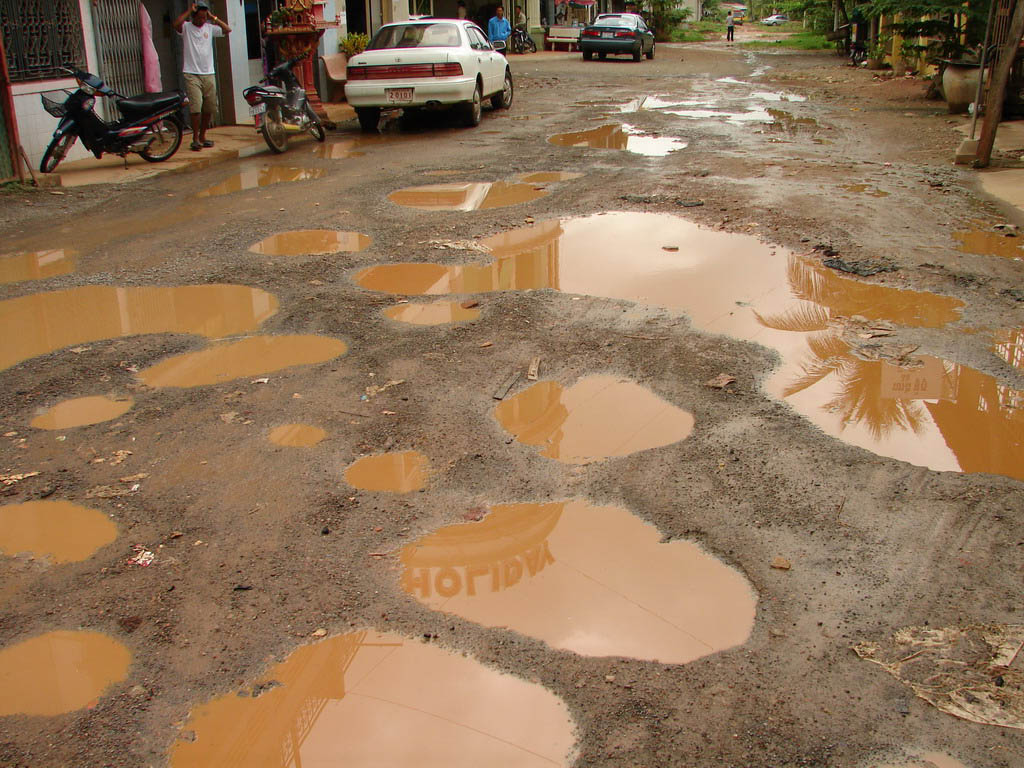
1;0;87;82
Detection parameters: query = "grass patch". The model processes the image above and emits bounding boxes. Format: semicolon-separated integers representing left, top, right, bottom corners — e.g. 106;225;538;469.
0;181;35;195
670;20;725;42
741;29;831;50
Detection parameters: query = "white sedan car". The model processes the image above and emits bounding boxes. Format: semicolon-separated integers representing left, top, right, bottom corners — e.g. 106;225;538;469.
344;20;513;131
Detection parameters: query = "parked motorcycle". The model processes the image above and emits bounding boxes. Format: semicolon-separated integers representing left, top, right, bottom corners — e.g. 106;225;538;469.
243;57;326;154
510;27;537;54
39;68;186;173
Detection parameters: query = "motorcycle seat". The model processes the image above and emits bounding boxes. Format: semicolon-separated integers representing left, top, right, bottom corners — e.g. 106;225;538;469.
117;91;182;116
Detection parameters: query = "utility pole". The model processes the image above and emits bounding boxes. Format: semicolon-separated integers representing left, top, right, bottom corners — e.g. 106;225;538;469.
975;0;1024;167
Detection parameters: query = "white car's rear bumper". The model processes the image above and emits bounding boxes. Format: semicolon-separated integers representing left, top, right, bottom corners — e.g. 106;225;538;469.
345;76;479;108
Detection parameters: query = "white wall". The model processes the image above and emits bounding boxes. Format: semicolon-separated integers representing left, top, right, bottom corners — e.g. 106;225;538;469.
224;1;253;122
13;0;101;169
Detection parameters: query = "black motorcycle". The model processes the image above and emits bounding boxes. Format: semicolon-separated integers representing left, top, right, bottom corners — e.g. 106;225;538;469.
39;68;186;173
510;27;537;54
243;57;325;154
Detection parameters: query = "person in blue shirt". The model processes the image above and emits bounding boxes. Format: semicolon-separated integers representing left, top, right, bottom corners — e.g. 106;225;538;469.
488;5;512;49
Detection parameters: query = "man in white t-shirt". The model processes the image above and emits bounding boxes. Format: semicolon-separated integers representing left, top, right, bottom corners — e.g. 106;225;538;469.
174;2;231;151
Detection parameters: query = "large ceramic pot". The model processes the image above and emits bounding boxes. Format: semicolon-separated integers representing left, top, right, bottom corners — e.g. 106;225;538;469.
942;61;983;114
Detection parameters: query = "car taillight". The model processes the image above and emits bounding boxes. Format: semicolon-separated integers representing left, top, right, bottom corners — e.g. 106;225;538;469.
432;62;463;77
615;30;636;37
347;63;463;79
581;29;600;37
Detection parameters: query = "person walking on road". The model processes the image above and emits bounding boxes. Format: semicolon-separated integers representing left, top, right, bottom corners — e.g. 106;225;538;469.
488;5;512;49
726;11;735;41
174;2;231;151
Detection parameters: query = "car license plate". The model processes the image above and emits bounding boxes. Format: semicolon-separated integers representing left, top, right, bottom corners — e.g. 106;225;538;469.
386;88;414;103
249;103;266;115
602;31;615;38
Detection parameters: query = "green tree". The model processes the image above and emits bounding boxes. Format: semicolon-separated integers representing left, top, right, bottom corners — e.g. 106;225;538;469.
863;0;990;62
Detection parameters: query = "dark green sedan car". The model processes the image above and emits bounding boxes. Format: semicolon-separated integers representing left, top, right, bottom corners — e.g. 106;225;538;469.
580;13;655;61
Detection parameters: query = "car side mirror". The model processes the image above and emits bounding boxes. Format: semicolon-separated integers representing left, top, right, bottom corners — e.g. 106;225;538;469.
493;39;506;51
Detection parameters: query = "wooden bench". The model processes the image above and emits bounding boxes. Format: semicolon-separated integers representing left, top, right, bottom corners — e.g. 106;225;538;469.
319;53;348;102
544;26;581;52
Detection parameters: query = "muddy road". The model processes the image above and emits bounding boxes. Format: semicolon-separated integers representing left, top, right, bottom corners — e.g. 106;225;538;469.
1;36;1022;768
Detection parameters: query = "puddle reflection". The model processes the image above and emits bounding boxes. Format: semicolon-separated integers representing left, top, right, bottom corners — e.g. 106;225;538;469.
495;375;694;463
548;124;687;156
249;230;371;256
384;300;481;325
0;500;118;563
344;451;430;492
0;630;131;716
953;227;1024;259
0;284;278;372
401;500;756;662
197;167;328;198
388;182;550;211
0;249;76;286
30;394;133;430
515;171;583;183
170;630;575;768
139;335;347;388
268;423;327;447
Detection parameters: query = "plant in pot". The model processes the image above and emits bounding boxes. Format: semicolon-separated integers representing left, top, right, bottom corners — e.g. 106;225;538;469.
867;37;889;69
340;33;369;57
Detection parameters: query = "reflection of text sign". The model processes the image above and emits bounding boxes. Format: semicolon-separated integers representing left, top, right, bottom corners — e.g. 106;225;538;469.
403;542;555;598
880;358;946;400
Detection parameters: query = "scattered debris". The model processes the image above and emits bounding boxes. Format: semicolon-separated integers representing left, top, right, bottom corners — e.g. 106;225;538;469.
479;341;493;348
85;485;134;499
1002;288;1024;302
118;473;148;483
492;370;521;400
251;377;270;385
110;450;132;466
461;300;480;309
822;257;898;276
426;239;492;254
662;245;679;252
463;505;488;521
770;556;792;571
128;545;155;567
854;624;1024;729
365;379;405;398
0;471;40;486
705;373;737;389
220;412;238;424
527;357;541;381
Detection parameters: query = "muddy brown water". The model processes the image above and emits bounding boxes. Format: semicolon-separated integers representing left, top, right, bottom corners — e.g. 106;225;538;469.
840;183;890;197
168;629;576;768
878;753;969;768
0;284;278;373
383;300;481;325
0;500;118;563
196;167;328;198
387;182;550;211
953;227;1024;259
268;423;327;447
351;211;1024;481
515;172;583;183
30;394;133;430
495;375;695;463
343;450;430;492
400;500;756;663
993;327;1024;369
138;335;347;388
548;124;687;156
0;249;76;286
249;230;371;256
0;630;131;716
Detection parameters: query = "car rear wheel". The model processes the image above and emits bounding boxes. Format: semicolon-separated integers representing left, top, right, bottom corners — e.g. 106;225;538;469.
583;49;593;60
461;83;482;127
646;41;655;59
598;52;607;60
356;107;381;133
490;70;513;110
633;43;642;61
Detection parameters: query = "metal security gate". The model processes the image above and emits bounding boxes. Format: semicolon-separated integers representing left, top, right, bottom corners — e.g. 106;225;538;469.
92;0;144;118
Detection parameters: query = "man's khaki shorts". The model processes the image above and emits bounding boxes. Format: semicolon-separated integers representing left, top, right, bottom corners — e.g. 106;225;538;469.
184;73;217;116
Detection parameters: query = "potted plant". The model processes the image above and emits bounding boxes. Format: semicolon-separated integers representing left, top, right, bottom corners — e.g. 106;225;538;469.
866;37;888;69
340;33;369;57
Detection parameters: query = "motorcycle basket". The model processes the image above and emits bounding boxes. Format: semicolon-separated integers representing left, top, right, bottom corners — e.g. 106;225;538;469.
40;92;71;118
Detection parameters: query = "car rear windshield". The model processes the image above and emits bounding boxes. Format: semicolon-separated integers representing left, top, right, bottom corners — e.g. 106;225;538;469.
368;23;462;49
593;15;636;27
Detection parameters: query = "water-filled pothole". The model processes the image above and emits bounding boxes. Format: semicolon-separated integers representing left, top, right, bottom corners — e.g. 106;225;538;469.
384;300;481;325
249;230;371;256
138;335;347;388
352;213;1024;479
0;284;278;372
30;395;133;430
878;753;968;768
664;107;773;125
515;171;583;183
197;167;328;197
387;182;550;211
401;500;756;662
954;227;1024;259
0;249;76;286
840;183;889;197
169;630;575;768
548;124;687;156
0;500;118;563
0;630;131;716
495;375;695;463
268;423;327;447
344;451;430;492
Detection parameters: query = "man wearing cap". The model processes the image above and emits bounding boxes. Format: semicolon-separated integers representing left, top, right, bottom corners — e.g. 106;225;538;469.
174;2;231;151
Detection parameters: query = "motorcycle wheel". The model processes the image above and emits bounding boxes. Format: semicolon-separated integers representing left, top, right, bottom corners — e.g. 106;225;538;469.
511;35;522;54
40;132;77;174
260;105;289;153
139;118;183;163
306;104;326;142
526;36;537;53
